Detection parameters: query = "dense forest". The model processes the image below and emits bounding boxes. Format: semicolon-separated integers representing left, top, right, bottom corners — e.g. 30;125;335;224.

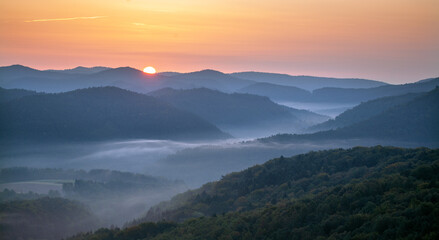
0;87;38;102
68;146;439;239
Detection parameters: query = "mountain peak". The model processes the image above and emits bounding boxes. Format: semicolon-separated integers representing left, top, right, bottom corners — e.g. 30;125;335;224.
93;66;143;77
188;69;226;76
0;64;39;72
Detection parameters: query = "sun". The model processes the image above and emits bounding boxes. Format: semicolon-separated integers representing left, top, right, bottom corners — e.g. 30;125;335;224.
143;66;156;74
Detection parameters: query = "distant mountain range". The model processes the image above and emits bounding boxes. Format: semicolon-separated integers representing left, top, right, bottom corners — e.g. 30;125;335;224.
263;87;439;145
0;65;389;96
310;77;439;103
150;87;328;137
237;77;439;104
237;82;312;102
2;65;437;107
46;66;111;74
230;71;388;91
0;87;229;142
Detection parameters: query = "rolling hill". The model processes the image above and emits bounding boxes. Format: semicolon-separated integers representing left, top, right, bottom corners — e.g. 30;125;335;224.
236;82;312;102
309;92;425;132
264;87;439;145
0;87;229;142
165;69;254;92
311;77;439;103
150;87;328;137
0;87;38;102
233;73;438;106
71;147;439;239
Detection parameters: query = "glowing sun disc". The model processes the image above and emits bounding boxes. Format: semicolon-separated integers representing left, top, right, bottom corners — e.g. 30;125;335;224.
143;66;156;74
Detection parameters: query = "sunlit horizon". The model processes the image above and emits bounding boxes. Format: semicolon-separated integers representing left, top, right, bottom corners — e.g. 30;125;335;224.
1;0;438;84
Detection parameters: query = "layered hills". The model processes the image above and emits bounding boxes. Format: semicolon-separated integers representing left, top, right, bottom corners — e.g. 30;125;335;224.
150;87;328;137
0;87;228;142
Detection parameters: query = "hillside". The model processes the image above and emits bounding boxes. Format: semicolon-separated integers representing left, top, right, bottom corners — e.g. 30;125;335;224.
265;87;439;145
0;197;98;240
70;147;439;239
230;72;387;91
167;69;254;92
310;92;425;132
232;73;438;105
0;87;229;142
150;87;328;137
236;82;312;102
0;87;38;102
0;167;188;227
311;77;439;103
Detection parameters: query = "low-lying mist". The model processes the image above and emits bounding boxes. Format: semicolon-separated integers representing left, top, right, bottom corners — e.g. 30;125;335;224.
0;137;418;189
277;101;357;117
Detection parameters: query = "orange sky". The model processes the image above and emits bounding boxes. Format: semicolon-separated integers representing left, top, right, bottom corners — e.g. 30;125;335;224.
1;0;438;83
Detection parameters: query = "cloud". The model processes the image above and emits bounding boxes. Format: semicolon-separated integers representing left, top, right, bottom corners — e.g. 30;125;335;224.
25;16;107;23
132;22;145;26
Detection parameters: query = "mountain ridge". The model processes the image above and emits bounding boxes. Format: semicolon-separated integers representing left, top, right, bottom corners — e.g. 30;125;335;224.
0;86;230;142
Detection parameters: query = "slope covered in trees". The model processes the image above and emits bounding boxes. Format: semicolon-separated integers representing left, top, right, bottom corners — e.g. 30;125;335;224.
265;87;439;145
309;92;424;132
0;87;38;102
68;146;439;239
150;87;328;137
0;87;229;142
232;72;438;104
310;77;439;103
236;82;312;102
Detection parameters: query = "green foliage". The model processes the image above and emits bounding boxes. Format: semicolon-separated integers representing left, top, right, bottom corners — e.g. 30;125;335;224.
141;146;438;222
68;222;177;240
72;146;439;240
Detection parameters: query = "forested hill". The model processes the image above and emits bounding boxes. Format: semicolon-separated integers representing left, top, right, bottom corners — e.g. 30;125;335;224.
149;87;328;137
0;87;38;102
265;87;439;145
68;146;439;239
309;92;424;132
149;87;299;126
0;87;229;142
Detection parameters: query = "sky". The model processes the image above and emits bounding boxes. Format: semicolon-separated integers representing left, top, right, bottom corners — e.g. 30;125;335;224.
0;0;438;84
